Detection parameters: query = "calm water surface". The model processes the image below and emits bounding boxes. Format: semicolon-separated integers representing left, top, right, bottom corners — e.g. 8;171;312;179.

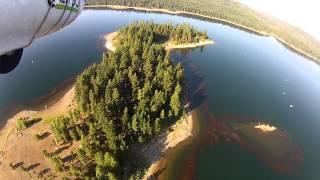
1;9;320;179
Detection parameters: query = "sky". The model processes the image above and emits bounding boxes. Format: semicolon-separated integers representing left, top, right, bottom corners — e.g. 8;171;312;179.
236;0;320;41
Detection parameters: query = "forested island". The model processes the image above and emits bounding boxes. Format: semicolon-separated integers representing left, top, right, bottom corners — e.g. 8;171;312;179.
0;22;211;179
86;0;320;62
106;21;213;52
71;22;200;178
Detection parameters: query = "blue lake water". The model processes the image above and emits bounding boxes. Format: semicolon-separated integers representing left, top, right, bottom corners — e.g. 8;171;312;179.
1;9;320;179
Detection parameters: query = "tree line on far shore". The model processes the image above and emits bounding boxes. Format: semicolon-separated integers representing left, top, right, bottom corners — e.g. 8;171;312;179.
86;0;320;62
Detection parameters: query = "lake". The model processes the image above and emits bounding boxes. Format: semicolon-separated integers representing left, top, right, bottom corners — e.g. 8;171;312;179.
1;9;320;179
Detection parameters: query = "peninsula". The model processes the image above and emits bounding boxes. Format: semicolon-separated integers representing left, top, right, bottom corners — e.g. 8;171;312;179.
105;23;213;52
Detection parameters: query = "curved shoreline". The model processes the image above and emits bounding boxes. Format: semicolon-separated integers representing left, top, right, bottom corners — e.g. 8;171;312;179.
88;5;320;63
0;78;76;127
0;85;76;150
142;112;194;179
0;84;76;179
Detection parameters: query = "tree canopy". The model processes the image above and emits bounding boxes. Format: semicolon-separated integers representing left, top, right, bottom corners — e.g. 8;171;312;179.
48;22;208;179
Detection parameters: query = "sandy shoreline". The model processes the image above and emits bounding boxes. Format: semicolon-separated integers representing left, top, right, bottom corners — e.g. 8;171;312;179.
165;40;214;51
0;86;75;150
105;32;118;52
90;4;320;63
0;84;76;179
0;78;75;128
141;112;193;179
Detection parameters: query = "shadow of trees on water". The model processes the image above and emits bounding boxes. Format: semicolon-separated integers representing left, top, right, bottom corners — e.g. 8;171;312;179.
181;57;207;112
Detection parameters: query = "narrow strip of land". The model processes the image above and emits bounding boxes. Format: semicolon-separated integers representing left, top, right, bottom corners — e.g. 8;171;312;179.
105;31;214;52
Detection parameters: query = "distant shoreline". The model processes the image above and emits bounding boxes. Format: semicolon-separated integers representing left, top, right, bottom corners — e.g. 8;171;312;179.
87;5;320;63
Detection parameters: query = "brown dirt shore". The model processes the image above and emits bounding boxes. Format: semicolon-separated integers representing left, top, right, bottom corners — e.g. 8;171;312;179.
141;112;194;179
90;4;320;63
0;78;75;128
0;84;76;179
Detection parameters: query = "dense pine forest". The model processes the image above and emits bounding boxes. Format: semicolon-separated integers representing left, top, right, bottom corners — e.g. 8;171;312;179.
47;22;208;179
86;0;320;62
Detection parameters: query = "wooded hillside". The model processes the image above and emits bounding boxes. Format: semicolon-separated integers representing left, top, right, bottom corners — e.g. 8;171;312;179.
86;0;320;62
